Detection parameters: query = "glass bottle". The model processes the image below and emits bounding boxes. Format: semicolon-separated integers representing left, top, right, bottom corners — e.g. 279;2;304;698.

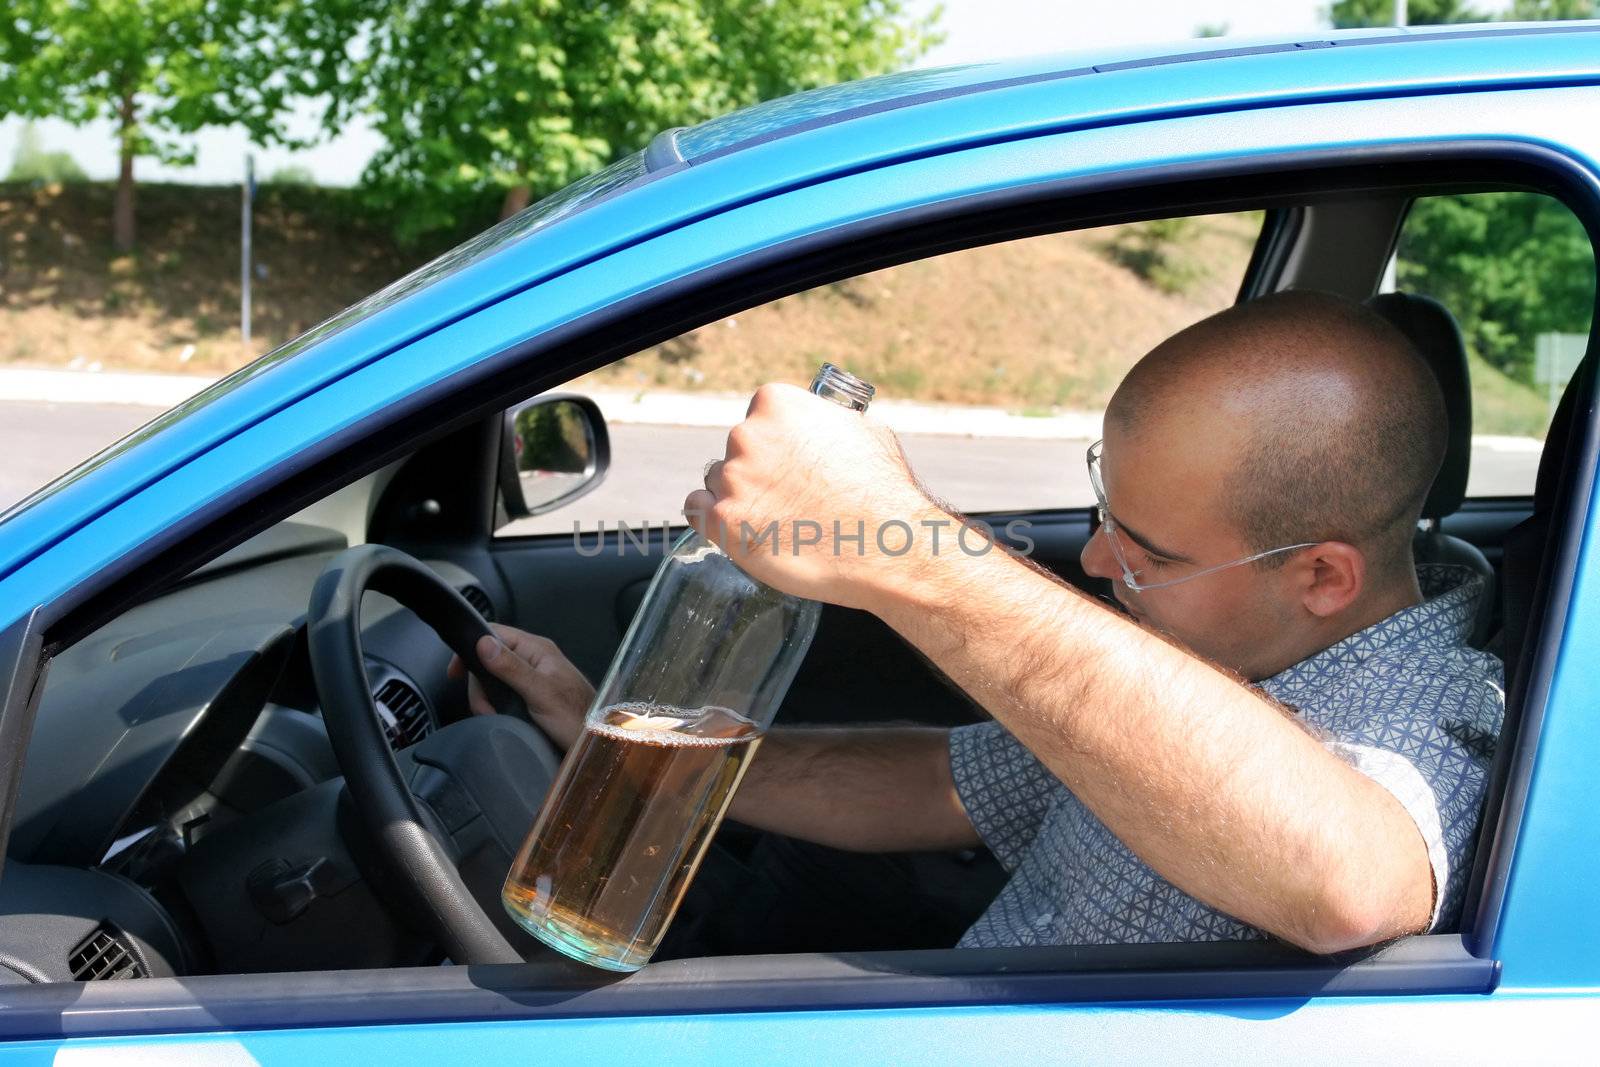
502;363;874;971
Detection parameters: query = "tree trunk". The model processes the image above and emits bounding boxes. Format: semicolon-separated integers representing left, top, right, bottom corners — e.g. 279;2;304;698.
113;91;136;253
500;184;532;219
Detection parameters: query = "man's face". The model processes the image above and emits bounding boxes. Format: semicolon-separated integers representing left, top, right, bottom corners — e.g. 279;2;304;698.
1078;419;1301;681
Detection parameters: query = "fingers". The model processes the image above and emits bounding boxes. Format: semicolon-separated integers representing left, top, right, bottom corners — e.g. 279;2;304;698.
745;381;805;417
460;627;545;705
683;488;717;539
702;459;727;497
449;624;521;685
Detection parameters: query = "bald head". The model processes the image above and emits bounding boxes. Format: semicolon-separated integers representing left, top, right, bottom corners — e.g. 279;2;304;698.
1107;290;1447;579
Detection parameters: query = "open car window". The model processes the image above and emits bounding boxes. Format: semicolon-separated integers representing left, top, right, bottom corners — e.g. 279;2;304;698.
494;212;1266;537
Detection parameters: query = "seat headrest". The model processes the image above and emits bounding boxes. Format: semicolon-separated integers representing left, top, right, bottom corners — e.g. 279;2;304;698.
1366;292;1471;519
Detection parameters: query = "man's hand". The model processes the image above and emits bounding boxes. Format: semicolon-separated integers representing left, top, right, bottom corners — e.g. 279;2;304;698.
446;624;593;750
684;383;944;612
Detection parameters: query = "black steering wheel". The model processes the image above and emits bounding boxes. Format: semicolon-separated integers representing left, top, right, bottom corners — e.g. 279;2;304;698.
306;544;563;964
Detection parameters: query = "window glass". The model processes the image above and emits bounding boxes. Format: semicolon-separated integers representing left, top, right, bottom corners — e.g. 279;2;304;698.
1390;191;1595;498
497;210;1265;536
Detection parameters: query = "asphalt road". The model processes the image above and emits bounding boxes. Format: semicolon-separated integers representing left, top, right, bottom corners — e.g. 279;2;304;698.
0;401;159;514
0;401;1542;533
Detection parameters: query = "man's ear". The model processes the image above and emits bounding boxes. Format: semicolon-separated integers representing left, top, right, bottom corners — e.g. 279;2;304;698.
1292;542;1365;618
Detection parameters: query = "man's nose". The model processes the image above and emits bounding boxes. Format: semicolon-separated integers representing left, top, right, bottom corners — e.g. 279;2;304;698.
1081;523;1117;580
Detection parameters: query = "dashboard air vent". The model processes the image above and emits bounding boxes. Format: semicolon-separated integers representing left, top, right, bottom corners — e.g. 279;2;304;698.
374;677;432;750
69;924;146;981
461;585;494;621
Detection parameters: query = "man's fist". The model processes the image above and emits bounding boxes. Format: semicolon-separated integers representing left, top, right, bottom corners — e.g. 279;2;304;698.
446;624;593;750
682;383;944;612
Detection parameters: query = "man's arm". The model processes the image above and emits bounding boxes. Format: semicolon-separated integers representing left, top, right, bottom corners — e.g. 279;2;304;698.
726;726;981;852
687;384;1435;954
452;626;980;855
869;536;1434;953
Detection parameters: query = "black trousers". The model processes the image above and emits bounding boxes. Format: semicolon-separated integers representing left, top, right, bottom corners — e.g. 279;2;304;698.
655;827;1009;960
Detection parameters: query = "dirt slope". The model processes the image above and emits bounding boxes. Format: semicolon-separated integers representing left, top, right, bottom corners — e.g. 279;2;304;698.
0;181;425;373
577;214;1259;411
0;181;1256;412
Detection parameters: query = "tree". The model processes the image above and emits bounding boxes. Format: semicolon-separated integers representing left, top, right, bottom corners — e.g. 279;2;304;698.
324;0;940;239
1326;0;1484;27
1327;0;1597;25
1;1;335;251
1397;193;1594;383
1504;0;1597;17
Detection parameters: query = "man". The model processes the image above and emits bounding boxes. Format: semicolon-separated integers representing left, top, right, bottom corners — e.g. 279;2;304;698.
458;290;1504;954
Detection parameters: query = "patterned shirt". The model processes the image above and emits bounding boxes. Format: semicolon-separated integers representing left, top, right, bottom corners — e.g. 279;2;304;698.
950;564;1504;948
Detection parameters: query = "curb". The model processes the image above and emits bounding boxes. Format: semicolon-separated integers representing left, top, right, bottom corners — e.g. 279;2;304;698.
582;389;1105;441
0;366;1106;441
0;366;214;408
0;367;1549;449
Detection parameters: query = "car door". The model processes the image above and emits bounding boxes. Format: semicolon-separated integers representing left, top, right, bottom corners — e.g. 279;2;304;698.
2;31;1599;1063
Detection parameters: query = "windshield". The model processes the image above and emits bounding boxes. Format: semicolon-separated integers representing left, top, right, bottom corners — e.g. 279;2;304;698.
0;152;652;530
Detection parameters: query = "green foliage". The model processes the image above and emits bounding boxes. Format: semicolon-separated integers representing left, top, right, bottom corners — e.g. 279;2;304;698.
1326;0;1595;25
1326;0;1485;27
1504;0;1598;17
1194;22;1230;37
1397;193;1596;384
5;123;86;182
320;0;941;240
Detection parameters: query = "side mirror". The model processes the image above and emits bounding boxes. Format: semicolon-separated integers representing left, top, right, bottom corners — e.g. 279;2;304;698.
498;394;610;520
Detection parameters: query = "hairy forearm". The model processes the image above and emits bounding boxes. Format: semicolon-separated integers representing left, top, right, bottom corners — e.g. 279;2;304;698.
868;538;1432;952
726;725;981;853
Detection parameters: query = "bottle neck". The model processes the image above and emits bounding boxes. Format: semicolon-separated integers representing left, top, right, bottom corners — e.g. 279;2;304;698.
681;364;876;559
810;363;874;411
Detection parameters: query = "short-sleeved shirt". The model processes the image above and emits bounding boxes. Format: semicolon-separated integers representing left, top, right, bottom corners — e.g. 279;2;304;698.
950;564;1505;948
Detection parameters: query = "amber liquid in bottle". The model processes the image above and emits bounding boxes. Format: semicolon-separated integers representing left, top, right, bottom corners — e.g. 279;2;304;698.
503;703;762;970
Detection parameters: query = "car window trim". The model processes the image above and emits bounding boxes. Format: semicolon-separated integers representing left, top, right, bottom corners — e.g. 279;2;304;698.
0;934;1493;1042
1236;204;1305;302
3;140;1595;1017
0;608;46;868
1460;351;1597;957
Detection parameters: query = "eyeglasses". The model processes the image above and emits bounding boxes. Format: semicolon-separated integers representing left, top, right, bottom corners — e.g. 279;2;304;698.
1086;439;1317;592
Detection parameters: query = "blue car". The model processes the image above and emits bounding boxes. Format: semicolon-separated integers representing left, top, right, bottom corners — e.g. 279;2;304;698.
0;20;1596;1062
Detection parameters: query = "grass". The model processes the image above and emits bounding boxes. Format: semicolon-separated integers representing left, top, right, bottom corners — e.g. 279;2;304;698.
1469;351;1559;439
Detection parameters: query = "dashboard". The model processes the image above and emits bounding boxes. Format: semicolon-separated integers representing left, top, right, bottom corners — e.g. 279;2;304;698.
0;522;500;982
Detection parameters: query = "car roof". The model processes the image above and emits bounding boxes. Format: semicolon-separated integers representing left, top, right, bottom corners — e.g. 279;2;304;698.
2;21;1599;596
669;21;1600;165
